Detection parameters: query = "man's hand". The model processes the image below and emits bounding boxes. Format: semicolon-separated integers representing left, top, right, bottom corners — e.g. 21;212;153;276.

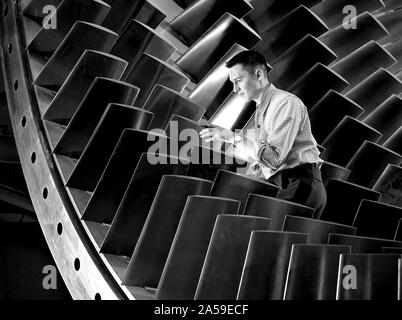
199;125;235;143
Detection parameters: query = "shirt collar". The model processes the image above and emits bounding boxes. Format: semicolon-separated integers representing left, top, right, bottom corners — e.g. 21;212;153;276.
257;83;276;109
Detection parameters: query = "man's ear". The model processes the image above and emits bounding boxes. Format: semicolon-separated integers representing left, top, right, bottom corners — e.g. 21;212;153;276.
255;68;263;80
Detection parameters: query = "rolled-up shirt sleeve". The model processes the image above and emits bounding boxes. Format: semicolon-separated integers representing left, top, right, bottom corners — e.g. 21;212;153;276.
256;96;302;170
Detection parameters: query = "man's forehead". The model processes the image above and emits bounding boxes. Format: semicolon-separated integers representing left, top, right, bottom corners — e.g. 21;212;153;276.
228;64;251;80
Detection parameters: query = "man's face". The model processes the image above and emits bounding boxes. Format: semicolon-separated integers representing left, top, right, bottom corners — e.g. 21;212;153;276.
228;64;259;102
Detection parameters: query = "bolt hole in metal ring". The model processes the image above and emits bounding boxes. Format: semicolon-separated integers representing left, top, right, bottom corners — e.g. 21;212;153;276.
74;258;80;271
8;43;12;54
42;187;48;199
31;152;36;164
21;116;26;127
14;80;18;91
94;293;101;300
57;223;63;235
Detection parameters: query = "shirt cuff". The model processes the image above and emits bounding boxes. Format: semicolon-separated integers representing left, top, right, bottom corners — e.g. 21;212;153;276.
256;142;277;170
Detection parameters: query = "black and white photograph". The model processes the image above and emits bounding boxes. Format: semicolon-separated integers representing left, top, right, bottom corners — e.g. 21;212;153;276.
0;0;401;311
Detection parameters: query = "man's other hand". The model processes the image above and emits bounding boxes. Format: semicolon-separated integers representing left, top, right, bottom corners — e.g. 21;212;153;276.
199;125;235;143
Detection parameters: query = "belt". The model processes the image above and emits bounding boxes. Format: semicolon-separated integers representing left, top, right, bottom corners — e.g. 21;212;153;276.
288;162;318;171
302;162;319;168
268;163;321;187
280;162;320;178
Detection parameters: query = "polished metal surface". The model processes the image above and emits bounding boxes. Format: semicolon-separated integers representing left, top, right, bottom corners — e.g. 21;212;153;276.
243;194;314;230
123;175;213;287
378;0;402;12
100;153;189;256
176;13;261;83
189;44;247;119
187;145;248;181
383;126;402;156
27;0;110;55
377;9;402;45
320;161;351;187
396;70;402;81
143;84;204;130
155;196;240;300
336;253;401;300
320;178;381;225
321;116;382;166
81;129;169;223
195;214;272;299
210;169;279;213
22;0;63;21
284;244;351;300
34;21;118;89
309;90;364;143
346;141;402;188
135;1;166;29
363;95;402;143
269;35;337;89
319;12;389;60
111;19;175;80
373;164;402;208
283;216;356;244
42;50;128;124
66;105;153;191
245;0;322;34
101;0;146;34
385;39;402;74
164;113;203;135
311;0;384;28
54;77;139;157
167;114;247;177
331;41;397;92
254;5;328;62
353;199;402;240
172;0;196;9
346;69;402;120
125;53;189;107
238;231;308;299
169;0;252;47
328;233;402;253
288;63;348;109
209;91;256;131
169;0;252;46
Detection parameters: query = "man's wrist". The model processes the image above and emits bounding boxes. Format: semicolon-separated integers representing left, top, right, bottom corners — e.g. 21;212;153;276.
232;133;242;146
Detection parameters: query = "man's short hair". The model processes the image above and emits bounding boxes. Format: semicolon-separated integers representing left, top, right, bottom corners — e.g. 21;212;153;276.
225;50;269;74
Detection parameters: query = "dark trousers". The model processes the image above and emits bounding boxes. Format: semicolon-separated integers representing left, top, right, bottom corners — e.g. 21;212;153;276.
268;163;327;219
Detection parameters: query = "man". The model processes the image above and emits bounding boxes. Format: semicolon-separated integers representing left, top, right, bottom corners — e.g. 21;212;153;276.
200;50;327;218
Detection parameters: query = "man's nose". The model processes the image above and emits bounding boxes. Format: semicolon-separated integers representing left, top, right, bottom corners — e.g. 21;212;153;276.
233;82;239;93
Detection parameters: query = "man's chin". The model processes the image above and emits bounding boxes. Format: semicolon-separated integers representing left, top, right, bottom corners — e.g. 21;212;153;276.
239;94;250;101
